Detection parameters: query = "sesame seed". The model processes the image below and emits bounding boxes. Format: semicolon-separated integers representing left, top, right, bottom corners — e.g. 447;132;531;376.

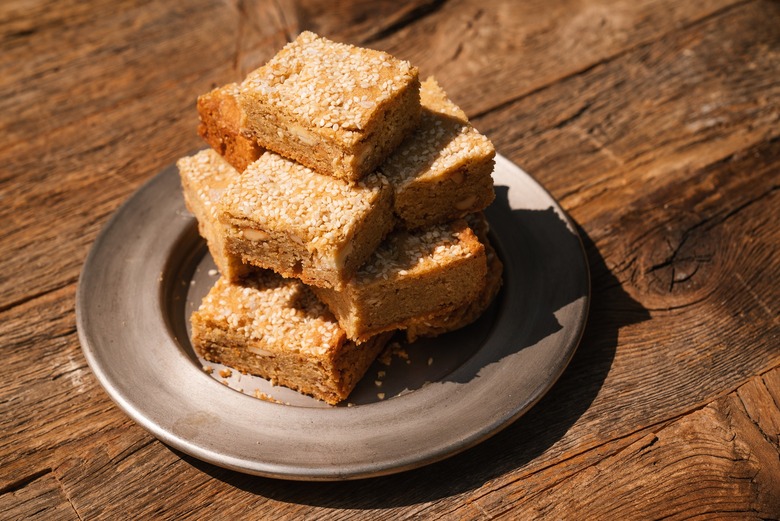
239;31;417;136
380;80;495;192
220;152;389;262
193;272;348;357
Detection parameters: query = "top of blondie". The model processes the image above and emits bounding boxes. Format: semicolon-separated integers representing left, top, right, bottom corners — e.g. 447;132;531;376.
219;151;389;253
240;31;418;137
196;272;347;357
381;78;495;190
355;219;484;283
177;149;238;219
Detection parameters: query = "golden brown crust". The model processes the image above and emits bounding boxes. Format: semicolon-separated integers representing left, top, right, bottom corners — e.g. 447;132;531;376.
405;213;503;342
313;219;488;343
177;149;252;281
239;31;421;181
381;77;496;229
197;83;263;172
198;76;495;229
191;272;392;404
218;152;395;289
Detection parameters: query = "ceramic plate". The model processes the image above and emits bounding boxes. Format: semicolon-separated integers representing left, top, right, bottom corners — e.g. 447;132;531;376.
76;154;589;480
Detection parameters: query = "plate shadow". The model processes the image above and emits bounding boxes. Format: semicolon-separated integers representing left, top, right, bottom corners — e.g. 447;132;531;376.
171;187;649;506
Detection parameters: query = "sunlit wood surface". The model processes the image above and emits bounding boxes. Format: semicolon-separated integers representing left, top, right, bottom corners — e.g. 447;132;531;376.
1;0;778;518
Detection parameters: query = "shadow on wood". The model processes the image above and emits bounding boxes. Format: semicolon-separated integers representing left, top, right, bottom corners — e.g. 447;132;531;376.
169;191;650;506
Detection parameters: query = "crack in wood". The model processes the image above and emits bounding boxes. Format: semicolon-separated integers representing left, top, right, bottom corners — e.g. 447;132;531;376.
643;180;779;291
735;380;780;450
554;101;593;130
0;279;76;314
49;352;87;382
363;0;450;44
455;387;775;513
0;469;52;495
110;437;158;466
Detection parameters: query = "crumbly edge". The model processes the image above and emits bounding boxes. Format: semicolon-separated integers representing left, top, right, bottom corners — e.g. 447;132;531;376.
405;214;503;341
197;84;263;172
313;219;488;342
239;31;421;181
192;327;390;404
394;158;496;229
218;154;395;289
381;77;495;228
177;150;252;281
191;274;392;403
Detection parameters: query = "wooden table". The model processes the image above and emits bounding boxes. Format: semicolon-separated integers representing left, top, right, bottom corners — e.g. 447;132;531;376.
2;1;779;518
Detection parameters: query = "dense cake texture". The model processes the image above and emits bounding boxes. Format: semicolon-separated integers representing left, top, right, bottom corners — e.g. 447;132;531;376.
177;149;251;281
405;213;503;341
191;272;391;404
218;151;394;289
197;83;263;172
313;219;487;343
239;31;421;182
381;77;496;229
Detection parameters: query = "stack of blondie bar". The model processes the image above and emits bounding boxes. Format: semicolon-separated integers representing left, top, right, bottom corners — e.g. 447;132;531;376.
177;32;502;404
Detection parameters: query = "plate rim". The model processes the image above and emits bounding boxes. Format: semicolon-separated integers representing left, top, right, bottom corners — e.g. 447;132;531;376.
76;153;590;480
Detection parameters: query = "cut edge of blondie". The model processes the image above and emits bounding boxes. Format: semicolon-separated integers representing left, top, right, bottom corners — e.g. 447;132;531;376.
239;31;421;181
191;272;393;404
197;83;263;172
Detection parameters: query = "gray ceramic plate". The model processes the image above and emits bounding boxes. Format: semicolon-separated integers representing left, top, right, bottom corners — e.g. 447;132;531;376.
76;154;589;480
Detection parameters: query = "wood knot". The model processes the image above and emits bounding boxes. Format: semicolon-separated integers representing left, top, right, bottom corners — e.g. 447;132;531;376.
626;209;717;309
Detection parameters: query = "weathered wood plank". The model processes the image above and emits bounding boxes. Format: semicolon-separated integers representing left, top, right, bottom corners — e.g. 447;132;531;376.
0;0;285;310
1;0;778;518
0;285;137;490
475;0;779;218
448;0;780;457
42;370;779;520
0;472;80;521
362;0;744;117
431;368;780;519
0;0;749;310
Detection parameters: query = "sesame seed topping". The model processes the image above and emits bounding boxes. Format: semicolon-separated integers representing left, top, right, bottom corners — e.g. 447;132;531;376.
194;272;348;357
355;220;479;283
220;152;388;258
177;149;240;220
240;31;417;137
380;78;494;191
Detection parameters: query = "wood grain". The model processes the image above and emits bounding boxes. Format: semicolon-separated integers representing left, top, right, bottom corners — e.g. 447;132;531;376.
0;472;79;521
1;0;778;518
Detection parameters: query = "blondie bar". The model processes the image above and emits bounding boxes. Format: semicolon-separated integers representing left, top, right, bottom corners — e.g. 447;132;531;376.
239;31;420;182
197;83;262;172
177;149;251;281
405;213;503;341
191;272;392;404
313;219;487;343
218;151;394;289
381;78;496;229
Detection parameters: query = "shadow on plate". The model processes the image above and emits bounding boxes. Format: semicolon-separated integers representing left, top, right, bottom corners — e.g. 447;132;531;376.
170;186;650;506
